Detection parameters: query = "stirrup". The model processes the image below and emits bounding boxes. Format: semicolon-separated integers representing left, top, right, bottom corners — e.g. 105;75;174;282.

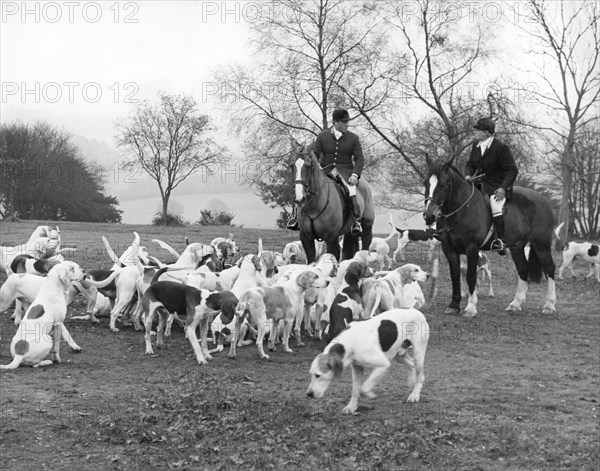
490;238;507;254
351;221;362;236
287;218;299;231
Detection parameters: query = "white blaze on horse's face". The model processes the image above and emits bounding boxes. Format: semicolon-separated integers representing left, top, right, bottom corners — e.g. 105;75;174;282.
294;157;305;203
426;175;438;212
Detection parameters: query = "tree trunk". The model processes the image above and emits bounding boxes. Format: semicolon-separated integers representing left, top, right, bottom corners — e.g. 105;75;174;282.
557;131;576;249
161;194;170;225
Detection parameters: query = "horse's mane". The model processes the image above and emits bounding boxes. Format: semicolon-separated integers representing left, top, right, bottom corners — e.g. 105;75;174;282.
426;160;467;182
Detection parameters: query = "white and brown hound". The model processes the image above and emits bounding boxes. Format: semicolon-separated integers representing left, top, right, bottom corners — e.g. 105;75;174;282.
229;270;329;360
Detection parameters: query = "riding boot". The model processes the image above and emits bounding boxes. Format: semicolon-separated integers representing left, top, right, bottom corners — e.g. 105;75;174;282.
349;195;362;236
491;215;507;255
287;206;299;231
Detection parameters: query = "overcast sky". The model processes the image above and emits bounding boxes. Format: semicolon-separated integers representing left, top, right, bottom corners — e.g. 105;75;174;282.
1;1;255;144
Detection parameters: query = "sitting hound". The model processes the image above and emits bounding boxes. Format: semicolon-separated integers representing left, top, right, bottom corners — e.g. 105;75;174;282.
0;261;85;369
307;308;429;414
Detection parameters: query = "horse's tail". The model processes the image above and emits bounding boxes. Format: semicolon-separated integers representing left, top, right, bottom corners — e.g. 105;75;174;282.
527;246;544;283
554;221;567;245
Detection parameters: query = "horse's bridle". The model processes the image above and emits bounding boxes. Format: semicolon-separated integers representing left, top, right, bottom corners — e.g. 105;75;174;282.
295;151;320;205
425;176;476;219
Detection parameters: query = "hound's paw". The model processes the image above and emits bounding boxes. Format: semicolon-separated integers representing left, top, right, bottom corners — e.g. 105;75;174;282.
145;349;155;356
342;405;358;415
406;393;420;403
284;347;293;353
296;341;305;347
260;354;270;360
361;389;377;399
506;302;522;312
542;305;556;315
110;327;120;333
444;307;460;316
70;346;82;353
227;354;236;359
91;318;101;324
197;359;208;366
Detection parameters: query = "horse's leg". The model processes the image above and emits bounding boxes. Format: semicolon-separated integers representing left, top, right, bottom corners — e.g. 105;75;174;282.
300;232;317;264
342;233;356;261
507;242;529;311
326;236;341;261
536;244;557;314
441;242;461;315
361;223;373;254
463;246;480;318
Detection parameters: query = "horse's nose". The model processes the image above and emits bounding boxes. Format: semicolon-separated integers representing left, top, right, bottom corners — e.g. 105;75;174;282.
307;390;314;398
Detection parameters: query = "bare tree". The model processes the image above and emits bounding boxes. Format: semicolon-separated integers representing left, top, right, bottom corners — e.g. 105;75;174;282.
116;92;224;224
212;0;386;212
523;0;599;241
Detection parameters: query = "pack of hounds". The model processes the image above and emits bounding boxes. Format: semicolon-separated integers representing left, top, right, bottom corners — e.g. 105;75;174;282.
1;219;597;414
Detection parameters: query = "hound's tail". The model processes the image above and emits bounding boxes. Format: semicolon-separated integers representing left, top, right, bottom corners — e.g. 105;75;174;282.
257;238;264;257
102;236;123;267
383;213;397;243
368;284;382;319
82;268;122;288
0;355;24;370
152;239;181;259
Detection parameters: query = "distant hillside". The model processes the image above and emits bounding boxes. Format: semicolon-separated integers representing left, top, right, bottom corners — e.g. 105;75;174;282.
72;135;254;202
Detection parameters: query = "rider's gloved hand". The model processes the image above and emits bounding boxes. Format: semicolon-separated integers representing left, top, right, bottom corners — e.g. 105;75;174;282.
465;175;473;182
349;173;359;186
493;188;506;201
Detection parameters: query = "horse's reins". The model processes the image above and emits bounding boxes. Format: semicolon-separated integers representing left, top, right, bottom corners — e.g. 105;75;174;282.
296;150;331;220
426;173;483;219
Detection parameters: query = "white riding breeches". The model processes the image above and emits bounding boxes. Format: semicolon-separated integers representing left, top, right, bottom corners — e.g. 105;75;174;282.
490;195;506;217
338;175;357;196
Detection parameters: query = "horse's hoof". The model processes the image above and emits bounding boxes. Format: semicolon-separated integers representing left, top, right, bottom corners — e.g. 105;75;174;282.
444;307;460;315
461;311;477;318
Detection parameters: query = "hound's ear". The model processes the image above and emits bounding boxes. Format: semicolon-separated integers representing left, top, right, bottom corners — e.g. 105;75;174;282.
297;271;316;289
328;343;346;378
58;266;71;286
400;265;412;285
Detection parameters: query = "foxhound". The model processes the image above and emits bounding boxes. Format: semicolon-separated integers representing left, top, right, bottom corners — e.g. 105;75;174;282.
0;261;85;369
460;252;494;297
555;222;600;282
361;264;430;319
229;270;329;360
307;308;429;414
142;280;238;366
327;261;373;342
0;225;62;275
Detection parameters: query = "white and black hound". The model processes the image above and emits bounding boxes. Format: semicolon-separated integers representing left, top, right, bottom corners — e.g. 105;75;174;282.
307;308;429;414
555;222;600;282
327;261;373;342
143;279;238;365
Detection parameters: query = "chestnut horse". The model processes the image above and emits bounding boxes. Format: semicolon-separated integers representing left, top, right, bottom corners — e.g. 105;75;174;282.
422;156;556;317
291;140;374;263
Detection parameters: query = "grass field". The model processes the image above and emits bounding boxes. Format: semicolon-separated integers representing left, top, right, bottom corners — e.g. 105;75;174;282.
0;220;599;471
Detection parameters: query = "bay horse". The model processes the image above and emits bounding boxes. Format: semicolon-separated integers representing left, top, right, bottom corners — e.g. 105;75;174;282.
422;156;556;317
291;139;374;263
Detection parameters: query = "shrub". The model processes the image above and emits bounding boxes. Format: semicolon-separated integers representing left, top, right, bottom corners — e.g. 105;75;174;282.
152;212;188;226
197;209;235;226
276;209;293;230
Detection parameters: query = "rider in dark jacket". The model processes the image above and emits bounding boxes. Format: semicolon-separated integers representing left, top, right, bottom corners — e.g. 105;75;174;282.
465;117;518;253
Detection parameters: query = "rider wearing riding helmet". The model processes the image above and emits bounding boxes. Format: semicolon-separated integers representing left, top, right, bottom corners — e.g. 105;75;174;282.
465;117;518;254
287;108;365;236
